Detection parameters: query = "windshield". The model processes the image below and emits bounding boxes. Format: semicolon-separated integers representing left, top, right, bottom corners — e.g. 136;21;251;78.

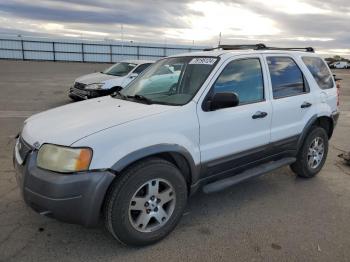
103;62;137;76
120;56;218;105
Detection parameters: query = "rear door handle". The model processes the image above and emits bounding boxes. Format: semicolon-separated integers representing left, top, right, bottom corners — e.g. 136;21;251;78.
301;102;312;108
252;111;268;119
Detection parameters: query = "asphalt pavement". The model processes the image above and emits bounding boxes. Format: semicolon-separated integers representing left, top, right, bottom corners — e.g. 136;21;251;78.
0;60;349;262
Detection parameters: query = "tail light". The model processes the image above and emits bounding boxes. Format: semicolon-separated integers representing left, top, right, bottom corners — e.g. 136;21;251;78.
334;74;341;107
336;81;340;107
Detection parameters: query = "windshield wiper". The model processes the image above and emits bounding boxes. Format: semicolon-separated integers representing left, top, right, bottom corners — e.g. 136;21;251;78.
111;90;127;100
127;94;153;104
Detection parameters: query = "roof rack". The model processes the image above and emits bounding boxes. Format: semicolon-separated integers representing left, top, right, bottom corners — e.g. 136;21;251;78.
203;43;314;53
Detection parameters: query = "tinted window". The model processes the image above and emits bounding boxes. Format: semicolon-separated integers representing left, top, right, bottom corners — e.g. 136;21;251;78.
212;58;264;105
133;63;152;74
302;57;333;89
267;57;307;98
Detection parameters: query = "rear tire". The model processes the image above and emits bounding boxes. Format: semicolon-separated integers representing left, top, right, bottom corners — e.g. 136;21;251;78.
290;127;328;178
104;158;187;246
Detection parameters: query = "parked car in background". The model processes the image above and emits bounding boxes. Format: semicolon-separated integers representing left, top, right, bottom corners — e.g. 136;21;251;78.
69;60;154;100
330;61;349;69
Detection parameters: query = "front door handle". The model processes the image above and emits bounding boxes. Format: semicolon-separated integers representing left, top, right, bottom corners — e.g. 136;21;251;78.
301;102;312;108
252;111;268;119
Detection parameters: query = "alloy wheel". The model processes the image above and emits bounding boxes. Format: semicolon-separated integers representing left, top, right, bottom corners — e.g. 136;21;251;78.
128;178;176;233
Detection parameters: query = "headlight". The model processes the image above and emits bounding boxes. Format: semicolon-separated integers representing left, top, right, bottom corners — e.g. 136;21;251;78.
37;144;92;173
85;83;104;90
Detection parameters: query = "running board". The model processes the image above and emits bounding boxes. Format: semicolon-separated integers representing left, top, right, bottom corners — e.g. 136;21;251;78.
202;157;296;194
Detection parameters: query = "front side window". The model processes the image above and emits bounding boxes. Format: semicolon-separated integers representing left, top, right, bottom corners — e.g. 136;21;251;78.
103;62;137;76
302;57;334;89
267;57;307;98
212;58;264;105
121;57;218;105
133;63;152;74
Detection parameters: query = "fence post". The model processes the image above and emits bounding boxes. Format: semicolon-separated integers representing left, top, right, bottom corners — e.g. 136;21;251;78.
163;47;166;57
82;43;85;62
109;45;113;63
20;39;25;60
137;46;140;60
52;42;56;62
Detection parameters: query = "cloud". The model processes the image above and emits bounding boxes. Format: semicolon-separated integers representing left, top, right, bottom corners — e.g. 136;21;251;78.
0;0;349;57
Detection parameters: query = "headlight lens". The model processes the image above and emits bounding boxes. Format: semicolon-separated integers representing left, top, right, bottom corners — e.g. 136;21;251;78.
37;144;92;173
85;83;104;90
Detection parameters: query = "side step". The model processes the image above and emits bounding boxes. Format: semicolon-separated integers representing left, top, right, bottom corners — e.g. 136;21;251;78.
202;157;296;194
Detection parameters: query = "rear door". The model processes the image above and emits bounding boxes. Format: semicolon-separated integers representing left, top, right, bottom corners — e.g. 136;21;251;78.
301;56;337;112
197;54;272;177
264;55;315;144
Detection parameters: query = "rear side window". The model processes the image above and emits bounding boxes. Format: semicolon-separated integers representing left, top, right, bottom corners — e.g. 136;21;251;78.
302;57;333;89
212;58;264;105
267;57;307;99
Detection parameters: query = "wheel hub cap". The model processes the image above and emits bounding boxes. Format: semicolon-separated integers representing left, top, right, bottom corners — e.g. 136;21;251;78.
129;178;176;233
307;137;324;169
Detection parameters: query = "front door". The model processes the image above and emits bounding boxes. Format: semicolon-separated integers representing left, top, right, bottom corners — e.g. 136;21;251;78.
197;55;272;178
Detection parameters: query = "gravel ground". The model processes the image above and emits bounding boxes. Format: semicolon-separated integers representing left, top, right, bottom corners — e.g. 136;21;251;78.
0;60;349;262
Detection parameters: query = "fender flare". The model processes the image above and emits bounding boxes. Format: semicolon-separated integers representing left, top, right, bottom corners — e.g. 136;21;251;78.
111;144;200;183
296;113;336;150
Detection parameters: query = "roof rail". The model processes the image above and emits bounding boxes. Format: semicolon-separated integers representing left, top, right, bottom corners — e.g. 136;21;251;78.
266;46;315;52
203;43;266;51
203;44;314;53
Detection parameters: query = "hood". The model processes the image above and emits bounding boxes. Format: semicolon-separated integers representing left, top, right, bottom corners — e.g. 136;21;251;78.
75;72;119;85
22;97;173;147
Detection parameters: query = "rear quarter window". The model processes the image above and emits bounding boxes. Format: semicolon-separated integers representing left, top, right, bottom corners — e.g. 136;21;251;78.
302;57;334;89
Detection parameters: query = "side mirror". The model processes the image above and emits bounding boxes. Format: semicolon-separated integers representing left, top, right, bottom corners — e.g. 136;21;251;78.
210;92;239;111
129;73;138;78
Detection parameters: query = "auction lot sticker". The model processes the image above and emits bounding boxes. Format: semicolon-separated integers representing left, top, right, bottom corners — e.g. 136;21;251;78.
189;58;217;65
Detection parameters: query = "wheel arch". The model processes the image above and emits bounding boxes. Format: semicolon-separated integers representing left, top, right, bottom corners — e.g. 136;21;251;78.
297;114;334;150
110;144;200;192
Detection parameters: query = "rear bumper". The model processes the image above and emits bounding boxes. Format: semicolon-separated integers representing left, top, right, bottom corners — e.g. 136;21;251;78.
13;149;115;226
332;111;340;127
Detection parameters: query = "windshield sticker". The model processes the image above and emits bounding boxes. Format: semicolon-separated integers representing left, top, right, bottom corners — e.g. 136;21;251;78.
189;58;217;65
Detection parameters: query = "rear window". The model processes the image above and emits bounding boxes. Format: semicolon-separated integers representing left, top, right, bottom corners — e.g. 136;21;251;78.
302;57;334;89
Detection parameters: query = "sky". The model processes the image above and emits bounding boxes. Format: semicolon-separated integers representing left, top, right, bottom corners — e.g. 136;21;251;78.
0;0;349;57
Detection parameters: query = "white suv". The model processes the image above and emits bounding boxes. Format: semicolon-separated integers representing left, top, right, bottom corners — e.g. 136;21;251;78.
14;44;340;246
69;60;153;100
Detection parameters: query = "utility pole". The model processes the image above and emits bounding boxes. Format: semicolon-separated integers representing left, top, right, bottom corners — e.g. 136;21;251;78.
218;32;222;46
121;24;124;60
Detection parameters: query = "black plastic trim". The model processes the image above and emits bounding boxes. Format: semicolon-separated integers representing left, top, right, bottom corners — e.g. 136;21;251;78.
203;157;296;193
296;114;318;150
13;150;115;226
198;135;299;184
111;144;200;183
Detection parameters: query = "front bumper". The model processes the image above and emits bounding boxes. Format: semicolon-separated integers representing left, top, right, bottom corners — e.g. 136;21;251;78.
69;87;111;100
13;144;115;226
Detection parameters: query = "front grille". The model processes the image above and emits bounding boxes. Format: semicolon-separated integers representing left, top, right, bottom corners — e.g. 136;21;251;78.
74;82;86;90
18;136;33;162
71;88;89;97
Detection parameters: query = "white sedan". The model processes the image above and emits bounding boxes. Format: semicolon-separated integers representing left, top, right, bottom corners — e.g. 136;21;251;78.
69;60;154;100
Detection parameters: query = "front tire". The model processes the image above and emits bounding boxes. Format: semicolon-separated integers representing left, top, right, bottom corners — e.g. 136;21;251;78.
104;158;187;246
291;127;328;178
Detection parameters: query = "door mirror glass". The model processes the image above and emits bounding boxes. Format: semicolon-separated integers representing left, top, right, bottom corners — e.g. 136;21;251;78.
210;92;239;111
